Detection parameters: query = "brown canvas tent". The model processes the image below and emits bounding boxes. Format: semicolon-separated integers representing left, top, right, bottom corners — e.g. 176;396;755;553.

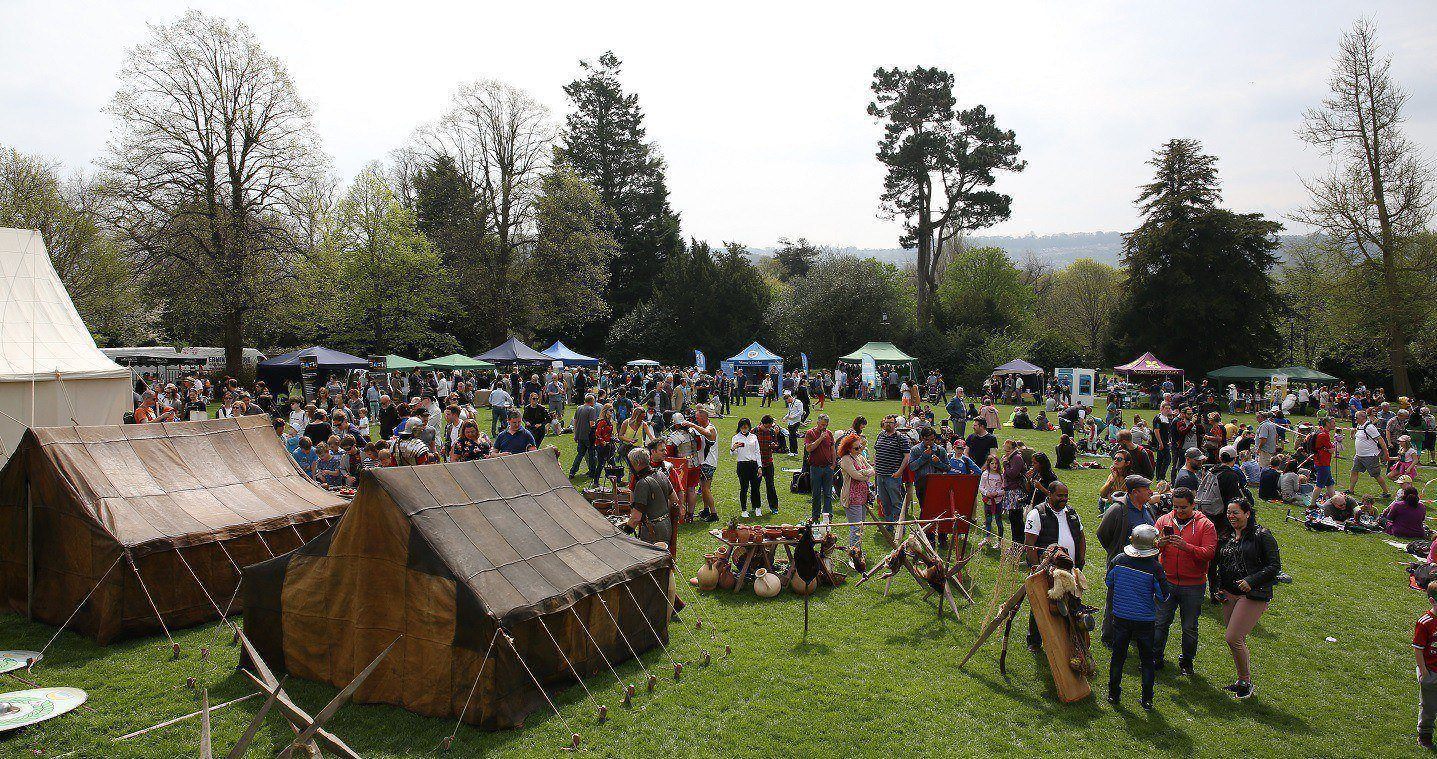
0;415;347;643
242;449;672;730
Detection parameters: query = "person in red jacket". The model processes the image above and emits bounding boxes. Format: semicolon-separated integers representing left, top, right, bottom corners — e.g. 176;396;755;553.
1153;486;1218;675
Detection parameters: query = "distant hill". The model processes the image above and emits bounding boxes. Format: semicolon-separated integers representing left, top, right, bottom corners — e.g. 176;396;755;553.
751;231;1312;268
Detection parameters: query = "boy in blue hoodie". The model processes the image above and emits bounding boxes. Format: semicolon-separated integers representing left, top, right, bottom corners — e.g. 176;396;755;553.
1106;524;1169;710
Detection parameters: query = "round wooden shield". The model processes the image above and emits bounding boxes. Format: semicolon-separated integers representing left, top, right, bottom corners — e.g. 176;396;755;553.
0;687;87;731
0;651;41;676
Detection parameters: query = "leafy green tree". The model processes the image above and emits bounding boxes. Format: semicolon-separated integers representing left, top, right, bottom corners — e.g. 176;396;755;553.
0;145;154;346
1111;139;1284;375
935;246;1034;332
765;254;915;367
522;168;619;336
313;165;457;357
868;66;1025;326
557;51;683;346
1042;258;1124;364
411;154;493;351
606;240;769;363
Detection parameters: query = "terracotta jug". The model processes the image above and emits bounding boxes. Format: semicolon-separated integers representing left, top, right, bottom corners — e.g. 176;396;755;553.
716;556;737;590
696;554;719;591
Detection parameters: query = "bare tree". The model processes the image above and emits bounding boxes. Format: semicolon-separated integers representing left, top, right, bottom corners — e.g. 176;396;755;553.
1296;18;1436;396
406;80;554;342
99;10;328;374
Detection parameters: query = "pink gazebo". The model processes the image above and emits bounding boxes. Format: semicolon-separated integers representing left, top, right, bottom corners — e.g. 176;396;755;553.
1114;352;1185;387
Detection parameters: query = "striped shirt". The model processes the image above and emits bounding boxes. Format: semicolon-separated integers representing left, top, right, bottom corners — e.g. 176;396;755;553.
873;431;909;477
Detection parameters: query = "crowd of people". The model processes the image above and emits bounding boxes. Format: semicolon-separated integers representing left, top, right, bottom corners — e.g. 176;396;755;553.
126;360;1437;740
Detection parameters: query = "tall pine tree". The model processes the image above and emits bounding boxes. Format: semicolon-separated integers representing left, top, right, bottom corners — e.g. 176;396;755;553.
556;51;682;350
1111;139;1284;375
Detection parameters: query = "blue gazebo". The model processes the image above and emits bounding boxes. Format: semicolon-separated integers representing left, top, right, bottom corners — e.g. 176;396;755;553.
542;340;601;367
721;341;784;378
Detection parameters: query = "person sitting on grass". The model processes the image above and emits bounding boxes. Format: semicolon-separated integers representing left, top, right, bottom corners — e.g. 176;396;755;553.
1258;455;1283;501
1056;434;1077;469
1384;484;1428;539
1278;460;1307;506
1238;450;1261;487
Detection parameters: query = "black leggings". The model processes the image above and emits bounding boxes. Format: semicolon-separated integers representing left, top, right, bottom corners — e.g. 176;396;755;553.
736;460;761;513
1007;509;1025;544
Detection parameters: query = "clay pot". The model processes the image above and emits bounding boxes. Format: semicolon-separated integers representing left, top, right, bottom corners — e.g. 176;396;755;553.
781;524;801;540
696;554;719;591
716;557;737;590
763;526;784;540
721;518;740;544
753;568;782;598
790;573;818;596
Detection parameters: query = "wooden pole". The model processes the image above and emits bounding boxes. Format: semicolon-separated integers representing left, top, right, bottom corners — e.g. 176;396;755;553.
26;477;33;620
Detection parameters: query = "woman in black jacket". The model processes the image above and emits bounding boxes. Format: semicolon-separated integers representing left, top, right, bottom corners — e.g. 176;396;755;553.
1216;499;1281;700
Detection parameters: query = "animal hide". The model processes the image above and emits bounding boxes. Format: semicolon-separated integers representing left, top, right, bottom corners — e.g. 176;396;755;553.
793;525;822;583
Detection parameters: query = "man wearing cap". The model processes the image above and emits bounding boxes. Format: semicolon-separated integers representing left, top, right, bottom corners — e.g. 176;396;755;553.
1098;474;1157;646
1173;447;1205;493
1153;486;1216;675
1105;524;1169;709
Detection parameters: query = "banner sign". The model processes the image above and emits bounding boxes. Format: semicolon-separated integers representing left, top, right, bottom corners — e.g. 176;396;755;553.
298;355;320;401
695;350;706;371
861;353;877;387
801;352;809;372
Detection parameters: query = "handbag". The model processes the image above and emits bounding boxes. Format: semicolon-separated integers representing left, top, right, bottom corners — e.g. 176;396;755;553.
790;451;812;494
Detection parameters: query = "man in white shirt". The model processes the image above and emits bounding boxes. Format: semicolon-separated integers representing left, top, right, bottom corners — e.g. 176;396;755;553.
1349;410;1391;498
488;385;513;436
782;391;805;456
1023;483;1085;648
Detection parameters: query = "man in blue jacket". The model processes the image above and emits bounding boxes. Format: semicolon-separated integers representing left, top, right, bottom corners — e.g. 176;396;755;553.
946;390;968;439
1106;524;1169;710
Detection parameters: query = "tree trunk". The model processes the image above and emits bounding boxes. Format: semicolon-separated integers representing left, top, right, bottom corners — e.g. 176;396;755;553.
223;309;245;379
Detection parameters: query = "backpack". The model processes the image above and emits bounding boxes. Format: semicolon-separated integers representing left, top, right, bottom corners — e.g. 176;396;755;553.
1194;467;1224;515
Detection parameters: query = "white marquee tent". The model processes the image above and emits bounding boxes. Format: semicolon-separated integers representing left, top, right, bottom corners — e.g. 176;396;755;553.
0;229;131;466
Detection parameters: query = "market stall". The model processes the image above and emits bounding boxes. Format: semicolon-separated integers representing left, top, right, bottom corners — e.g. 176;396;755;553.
721;341;784;380
542;340;601;367
474;337;553;365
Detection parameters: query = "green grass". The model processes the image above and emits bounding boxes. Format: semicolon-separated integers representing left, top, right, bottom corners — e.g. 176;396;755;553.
1;398;1429;757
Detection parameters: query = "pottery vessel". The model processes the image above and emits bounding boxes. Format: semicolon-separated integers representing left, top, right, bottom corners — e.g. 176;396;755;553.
753;568;782;598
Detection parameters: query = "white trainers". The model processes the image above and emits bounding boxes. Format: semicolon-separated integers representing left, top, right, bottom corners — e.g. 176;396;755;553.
741;511;750;519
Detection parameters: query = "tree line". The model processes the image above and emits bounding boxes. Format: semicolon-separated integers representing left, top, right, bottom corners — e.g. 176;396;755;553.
0;14;1432;395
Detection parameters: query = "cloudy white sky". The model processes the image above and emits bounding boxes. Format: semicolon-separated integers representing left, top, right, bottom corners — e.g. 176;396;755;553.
3;1;1435;248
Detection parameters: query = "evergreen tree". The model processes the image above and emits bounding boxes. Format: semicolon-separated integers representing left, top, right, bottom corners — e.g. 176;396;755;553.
556;51;683;347
1111;139;1284;375
411;155;493;351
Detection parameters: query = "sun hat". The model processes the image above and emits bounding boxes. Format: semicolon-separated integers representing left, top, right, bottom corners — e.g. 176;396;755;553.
1124;524;1161;558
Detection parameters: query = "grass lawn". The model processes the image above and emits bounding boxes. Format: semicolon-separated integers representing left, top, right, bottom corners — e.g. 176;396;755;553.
1;397;1429;757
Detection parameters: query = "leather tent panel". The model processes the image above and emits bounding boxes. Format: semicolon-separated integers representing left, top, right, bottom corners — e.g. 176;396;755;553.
364;451;670;626
18;416;346;548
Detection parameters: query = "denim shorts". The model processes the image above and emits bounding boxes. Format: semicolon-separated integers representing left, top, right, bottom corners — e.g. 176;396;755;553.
1314;465;1334;488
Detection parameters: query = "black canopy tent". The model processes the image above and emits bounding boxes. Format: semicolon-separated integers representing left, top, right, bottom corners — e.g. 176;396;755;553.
475;337;554;365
